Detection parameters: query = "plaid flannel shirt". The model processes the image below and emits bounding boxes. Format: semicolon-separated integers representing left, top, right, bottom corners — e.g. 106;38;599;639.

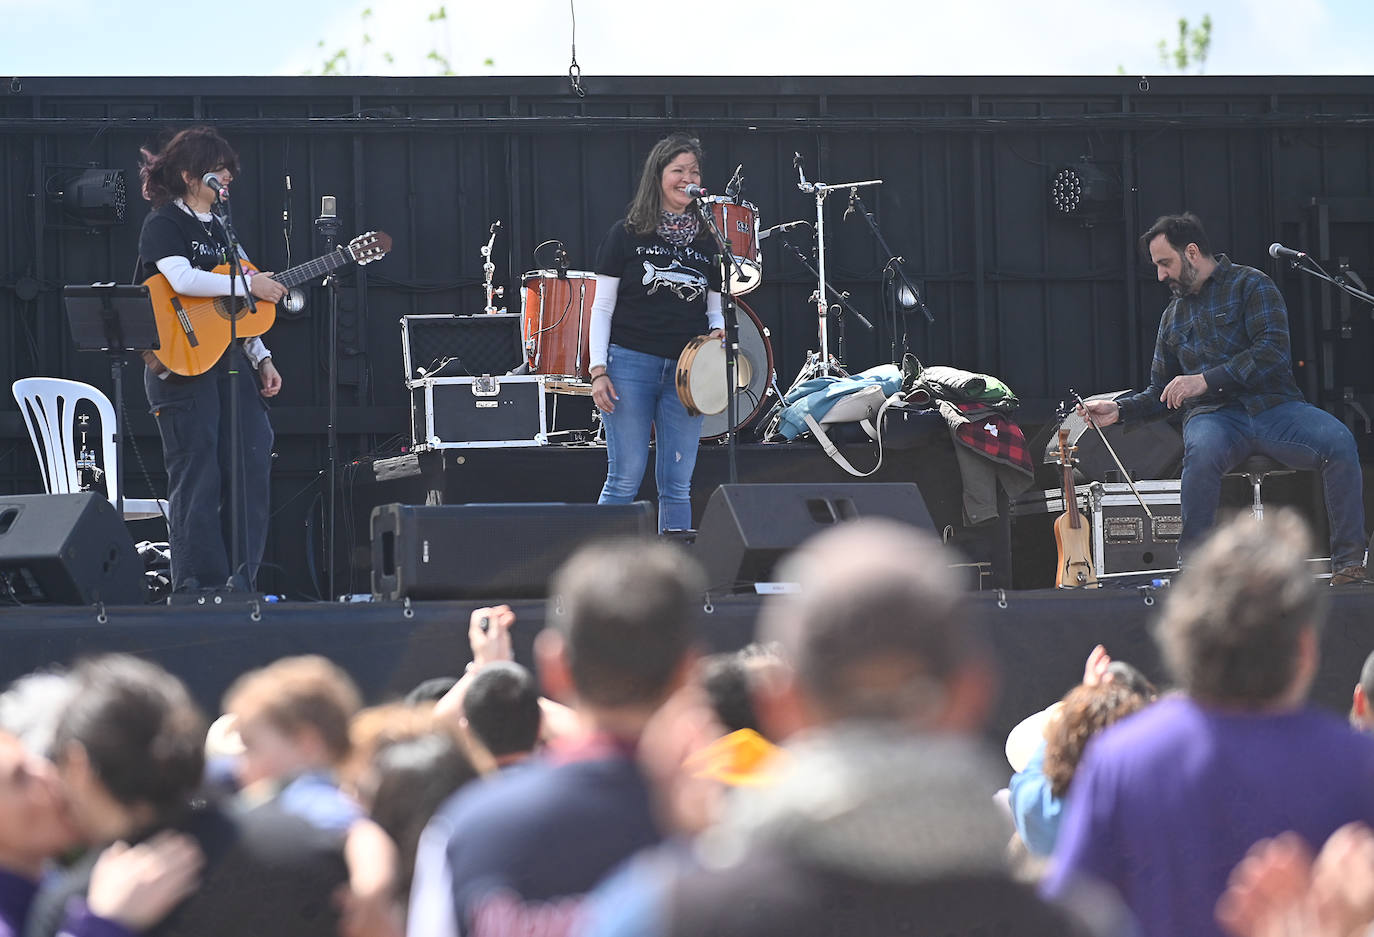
945;401;1035;476
1117;255;1304;425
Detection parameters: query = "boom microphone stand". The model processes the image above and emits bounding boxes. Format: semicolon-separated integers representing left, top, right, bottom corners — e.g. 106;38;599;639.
844;189;933;361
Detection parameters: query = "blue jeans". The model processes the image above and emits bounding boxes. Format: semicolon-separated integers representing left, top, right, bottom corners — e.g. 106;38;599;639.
598;344;704;532
1181;401;1366;570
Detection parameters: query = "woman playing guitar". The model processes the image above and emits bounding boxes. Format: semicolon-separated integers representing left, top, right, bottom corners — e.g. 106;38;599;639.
137;126;286;594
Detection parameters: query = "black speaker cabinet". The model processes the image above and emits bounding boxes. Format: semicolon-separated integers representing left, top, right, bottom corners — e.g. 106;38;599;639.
693;483;935;592
371;501;656;600
0;493;145;605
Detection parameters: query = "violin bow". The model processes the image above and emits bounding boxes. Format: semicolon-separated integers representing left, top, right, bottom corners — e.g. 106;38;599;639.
1068;389;1154;521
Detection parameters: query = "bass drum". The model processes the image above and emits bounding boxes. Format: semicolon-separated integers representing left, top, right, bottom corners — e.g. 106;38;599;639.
699;299;774;442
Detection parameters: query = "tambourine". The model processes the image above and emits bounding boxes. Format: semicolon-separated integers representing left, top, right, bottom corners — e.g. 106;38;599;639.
676;334;752;417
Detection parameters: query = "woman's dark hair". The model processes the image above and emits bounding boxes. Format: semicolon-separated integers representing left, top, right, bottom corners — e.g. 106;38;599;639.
139;126;240;208
1043;681;1150;800
364;732;477;904
625;133;704;237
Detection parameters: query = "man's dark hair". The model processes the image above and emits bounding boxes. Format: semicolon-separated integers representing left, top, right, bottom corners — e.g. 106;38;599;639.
1157;509;1323;706
700;653;760;735
547;537;703;708
52;654;206;813
462;662;541;757
404;676;459;706
1140;212;1212;259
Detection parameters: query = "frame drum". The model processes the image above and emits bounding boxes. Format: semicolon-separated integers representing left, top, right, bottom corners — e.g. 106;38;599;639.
679;299;774;442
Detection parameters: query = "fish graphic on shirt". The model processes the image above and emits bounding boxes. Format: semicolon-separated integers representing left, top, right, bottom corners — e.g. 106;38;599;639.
641;260;706;301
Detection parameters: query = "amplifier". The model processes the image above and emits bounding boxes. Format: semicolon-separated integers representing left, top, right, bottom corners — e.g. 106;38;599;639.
409;375;595;448
400;314;523;381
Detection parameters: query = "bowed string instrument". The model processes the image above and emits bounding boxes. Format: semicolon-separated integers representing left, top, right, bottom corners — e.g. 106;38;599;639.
1051;390;1155;589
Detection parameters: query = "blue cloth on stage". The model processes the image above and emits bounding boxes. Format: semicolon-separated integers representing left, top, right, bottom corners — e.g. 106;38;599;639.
775;364;904;441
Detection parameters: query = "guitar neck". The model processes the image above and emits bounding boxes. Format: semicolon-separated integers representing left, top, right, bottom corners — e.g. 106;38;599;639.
272;247;356;289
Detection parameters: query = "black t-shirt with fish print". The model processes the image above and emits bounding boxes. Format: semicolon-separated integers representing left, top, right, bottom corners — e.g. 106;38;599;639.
594;220;721;360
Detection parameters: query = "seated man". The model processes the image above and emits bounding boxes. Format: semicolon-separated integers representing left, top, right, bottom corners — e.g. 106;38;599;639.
1079;212;1366;583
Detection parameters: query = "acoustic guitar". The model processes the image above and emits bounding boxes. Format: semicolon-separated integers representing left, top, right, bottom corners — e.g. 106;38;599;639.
1053;426;1099;589
143;230;392;376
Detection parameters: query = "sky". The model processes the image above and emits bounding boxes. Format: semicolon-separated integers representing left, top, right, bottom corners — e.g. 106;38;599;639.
3;0;1373;77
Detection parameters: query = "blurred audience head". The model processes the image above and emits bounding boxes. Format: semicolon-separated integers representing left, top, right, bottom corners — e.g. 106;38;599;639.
1351;649;1374;731
756;518;990;734
1157;510;1323;708
1044;681;1151;799
0;670;76;760
223;655;362;782
541;537;704;712
52;654;206;839
0;729;80;875
404;676;459;707
462;661;541;764
358;730;477;901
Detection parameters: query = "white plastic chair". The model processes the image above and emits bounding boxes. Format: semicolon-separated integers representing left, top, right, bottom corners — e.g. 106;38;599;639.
11;377;169;521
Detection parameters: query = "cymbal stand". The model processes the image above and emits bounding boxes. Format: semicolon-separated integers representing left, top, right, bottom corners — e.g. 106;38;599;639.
793;152;880;379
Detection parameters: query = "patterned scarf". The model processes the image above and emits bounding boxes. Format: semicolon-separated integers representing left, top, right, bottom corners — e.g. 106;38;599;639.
657;210;699;247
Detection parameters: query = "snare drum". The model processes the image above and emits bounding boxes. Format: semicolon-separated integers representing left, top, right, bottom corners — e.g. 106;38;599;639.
703;197;762;295
521;270;596;379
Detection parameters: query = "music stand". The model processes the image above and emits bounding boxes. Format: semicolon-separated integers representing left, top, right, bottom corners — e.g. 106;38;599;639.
62;283;159;518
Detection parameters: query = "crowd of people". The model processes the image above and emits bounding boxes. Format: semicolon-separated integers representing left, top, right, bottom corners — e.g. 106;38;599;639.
0;506;1371;937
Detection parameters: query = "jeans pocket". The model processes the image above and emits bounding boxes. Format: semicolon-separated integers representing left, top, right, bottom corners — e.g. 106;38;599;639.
150;399;194;455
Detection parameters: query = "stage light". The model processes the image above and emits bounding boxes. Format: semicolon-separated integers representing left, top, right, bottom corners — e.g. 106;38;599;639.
58;169;128;227
1049;159;1121;226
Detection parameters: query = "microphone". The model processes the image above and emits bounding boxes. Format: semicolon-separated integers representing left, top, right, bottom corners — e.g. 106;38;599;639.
201;172;225;196
319;195;337;220
315;195;341;252
1269;242;1307;261
555;244;569;280
684;183;709;199
758;220;810;241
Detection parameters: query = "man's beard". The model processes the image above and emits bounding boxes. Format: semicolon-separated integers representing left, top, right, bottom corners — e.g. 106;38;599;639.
1167;254;1199;297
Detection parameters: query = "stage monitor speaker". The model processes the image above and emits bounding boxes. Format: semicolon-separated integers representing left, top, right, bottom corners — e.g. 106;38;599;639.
693;483;935;592
1039;390;1184;484
0;493;145;605
370;500;656;601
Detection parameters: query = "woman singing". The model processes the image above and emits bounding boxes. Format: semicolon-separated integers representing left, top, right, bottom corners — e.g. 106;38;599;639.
137;126;286;593
589;134;724;532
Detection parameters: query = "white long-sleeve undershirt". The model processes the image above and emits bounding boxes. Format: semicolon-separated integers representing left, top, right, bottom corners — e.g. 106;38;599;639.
587;275;723;371
154;256;272;369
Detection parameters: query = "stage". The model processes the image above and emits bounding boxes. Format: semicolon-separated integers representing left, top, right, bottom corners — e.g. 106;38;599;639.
6;583;1371;768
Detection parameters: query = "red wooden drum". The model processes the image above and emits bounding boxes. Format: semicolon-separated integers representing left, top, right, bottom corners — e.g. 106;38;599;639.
521;270;596;379
703;197;762;295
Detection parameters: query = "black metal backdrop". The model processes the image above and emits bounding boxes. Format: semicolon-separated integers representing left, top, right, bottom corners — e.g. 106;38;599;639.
4;75;1373;596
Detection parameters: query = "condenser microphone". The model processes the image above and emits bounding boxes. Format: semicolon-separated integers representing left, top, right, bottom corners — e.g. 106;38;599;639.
684;183;709;199
1269;242;1306;261
319;195;337;219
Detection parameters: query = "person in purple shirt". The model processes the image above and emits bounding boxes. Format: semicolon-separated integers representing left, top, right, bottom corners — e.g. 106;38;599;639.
1044;509;1374;937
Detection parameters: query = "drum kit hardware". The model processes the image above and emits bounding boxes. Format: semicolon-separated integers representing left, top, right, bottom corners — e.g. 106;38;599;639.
481;220;506;315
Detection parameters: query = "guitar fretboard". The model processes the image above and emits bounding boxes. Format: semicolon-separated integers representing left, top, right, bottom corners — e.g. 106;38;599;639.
273;247;356;290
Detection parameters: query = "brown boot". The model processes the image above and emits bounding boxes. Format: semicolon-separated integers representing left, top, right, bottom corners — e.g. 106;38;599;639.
1331;565;1367;586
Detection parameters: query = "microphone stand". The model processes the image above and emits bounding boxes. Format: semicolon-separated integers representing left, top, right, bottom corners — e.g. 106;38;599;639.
692;193;752;485
846;189;934;339
214;192;254;592
1280;253;1374;307
315;201;342;601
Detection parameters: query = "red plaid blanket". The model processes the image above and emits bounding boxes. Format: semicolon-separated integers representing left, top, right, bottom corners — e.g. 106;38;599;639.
949;401;1034;476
